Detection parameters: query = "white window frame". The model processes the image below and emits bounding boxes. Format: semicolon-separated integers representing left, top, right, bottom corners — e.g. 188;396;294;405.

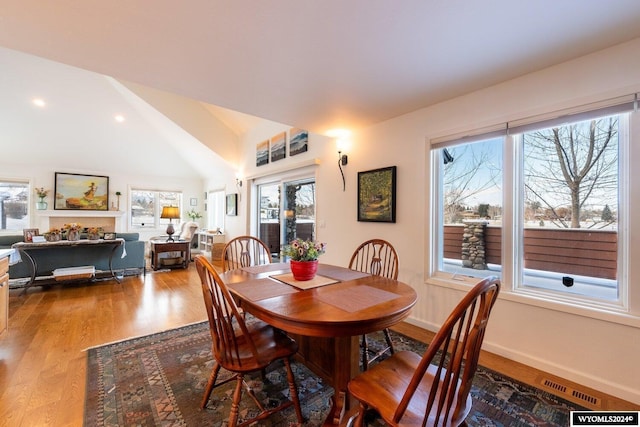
206;189;225;232
0;178;31;234
249;164;318;242
129;188;183;231
508;114;629;311
429;101;635;316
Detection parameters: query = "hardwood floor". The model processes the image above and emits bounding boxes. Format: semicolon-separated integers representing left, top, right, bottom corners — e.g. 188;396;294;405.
0;265;636;426
1;267;206;427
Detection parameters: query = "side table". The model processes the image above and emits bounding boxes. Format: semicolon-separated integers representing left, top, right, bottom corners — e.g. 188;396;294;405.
150;241;190;271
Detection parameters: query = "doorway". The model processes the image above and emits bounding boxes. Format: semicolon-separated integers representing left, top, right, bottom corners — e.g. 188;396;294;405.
257;177;316;260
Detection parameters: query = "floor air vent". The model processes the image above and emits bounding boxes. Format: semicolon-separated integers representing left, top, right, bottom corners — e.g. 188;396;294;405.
542;378;567;393
539;377;602;409
572;390;600;406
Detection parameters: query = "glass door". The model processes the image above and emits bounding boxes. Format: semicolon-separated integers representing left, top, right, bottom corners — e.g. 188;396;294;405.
257;182;281;258
283;179;316;246
257;177;316;260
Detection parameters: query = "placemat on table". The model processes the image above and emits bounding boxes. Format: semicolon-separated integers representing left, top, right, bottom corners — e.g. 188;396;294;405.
270;273;339;290
241;262;289;274
316;265;371;281
316;285;401;312
229;277;300;301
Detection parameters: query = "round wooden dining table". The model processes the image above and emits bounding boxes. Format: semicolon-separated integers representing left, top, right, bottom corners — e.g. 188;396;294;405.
219;262;417;426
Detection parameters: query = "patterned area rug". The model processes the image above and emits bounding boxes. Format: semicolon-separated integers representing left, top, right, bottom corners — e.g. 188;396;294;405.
84;321;586;426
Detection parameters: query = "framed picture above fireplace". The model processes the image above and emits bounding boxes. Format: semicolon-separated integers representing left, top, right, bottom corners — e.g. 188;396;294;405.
54;172;109;211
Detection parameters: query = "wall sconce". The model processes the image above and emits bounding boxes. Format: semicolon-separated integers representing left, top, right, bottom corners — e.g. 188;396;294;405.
236;178;242;187
338;150;348;191
328;129;351;192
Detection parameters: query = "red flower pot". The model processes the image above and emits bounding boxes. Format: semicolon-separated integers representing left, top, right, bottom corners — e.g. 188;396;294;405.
290;260;318;281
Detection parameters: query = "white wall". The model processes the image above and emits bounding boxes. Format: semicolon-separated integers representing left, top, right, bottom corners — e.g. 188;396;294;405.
0;50;240;240
235;38;640;404
0;160;206;239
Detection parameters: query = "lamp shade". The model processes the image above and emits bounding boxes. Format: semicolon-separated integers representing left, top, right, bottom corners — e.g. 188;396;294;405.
160;205;180;220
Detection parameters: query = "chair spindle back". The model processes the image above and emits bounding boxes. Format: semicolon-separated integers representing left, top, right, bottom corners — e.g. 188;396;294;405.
348;238;399;280
222;235;271;272
394;276;500;425
195;255;260;367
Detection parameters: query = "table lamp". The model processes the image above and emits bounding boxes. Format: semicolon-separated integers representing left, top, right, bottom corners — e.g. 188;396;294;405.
160;205;180;241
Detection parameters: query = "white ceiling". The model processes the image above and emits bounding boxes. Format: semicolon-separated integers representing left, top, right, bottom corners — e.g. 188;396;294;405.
2;1;640;141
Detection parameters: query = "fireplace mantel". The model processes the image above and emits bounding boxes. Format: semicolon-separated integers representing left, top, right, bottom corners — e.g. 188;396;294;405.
35;210;126;232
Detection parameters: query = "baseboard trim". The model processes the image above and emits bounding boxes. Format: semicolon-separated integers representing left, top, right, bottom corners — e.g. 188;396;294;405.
403;317;640;407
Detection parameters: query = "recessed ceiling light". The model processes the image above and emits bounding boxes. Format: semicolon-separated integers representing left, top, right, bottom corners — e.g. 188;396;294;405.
114;114;125;123
32;98;46;107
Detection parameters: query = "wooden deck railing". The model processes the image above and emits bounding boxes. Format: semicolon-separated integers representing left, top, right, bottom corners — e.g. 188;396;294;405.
259;222;314;255
444;225;617;280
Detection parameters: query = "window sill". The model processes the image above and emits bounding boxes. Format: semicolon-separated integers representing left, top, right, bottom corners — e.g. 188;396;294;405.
427;274;640;329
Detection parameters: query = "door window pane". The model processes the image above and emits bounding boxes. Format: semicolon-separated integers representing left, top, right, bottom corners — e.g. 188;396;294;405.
258;183;280;256
257;177;317;260
283;179;316;245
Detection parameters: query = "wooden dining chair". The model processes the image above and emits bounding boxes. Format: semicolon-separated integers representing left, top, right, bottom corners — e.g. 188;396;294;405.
222;235;272;272
347;276;501;427
194;255;304;427
349;239;399;370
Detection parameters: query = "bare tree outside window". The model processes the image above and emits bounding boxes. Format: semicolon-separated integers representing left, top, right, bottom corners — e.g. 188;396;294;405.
442;139;502;224
434;113;625;301
523;116;618;229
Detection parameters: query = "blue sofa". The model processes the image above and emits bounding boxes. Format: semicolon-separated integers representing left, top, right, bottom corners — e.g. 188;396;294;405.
0;232;146;280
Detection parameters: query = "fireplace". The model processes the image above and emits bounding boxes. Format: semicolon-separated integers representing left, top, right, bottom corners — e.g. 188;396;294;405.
35;210;126;233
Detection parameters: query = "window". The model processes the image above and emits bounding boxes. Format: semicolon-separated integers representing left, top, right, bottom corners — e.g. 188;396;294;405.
518;115;621;301
432;106;630;308
206;190;225;232
130;189;182;229
434;137;504;278
0;180;29;232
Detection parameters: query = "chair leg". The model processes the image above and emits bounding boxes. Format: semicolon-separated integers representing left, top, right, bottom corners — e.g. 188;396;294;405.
284;358;304;424
228;374;244;427
383;328;395;354
361;334;369;371
353;403;367;427
200;362;221;409
362;328;395;371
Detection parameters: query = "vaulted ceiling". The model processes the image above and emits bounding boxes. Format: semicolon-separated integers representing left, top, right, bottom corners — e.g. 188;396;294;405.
2;1;640;171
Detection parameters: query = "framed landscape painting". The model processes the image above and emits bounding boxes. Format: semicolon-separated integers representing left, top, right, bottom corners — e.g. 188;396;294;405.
289;128;308;156
357;166;397;223
256;140;269;166
270;132;286;162
54;172;109;210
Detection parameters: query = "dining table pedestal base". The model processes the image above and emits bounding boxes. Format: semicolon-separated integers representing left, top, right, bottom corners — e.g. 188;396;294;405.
290;334;360;425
